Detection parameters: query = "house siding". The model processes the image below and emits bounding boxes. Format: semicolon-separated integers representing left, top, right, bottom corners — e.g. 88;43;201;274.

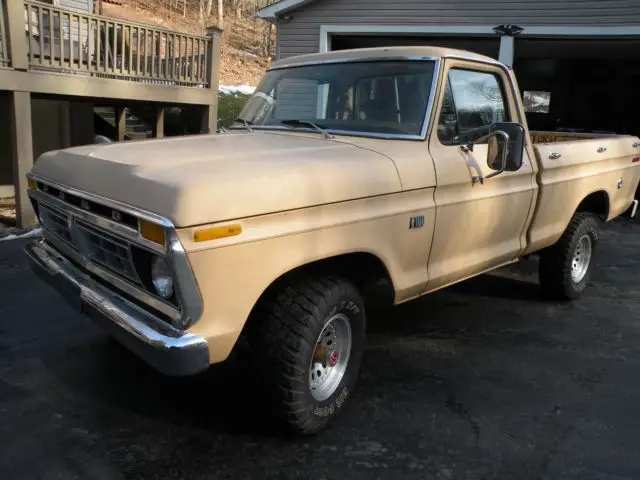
52;0;93;54
276;0;640;58
57;0;93;13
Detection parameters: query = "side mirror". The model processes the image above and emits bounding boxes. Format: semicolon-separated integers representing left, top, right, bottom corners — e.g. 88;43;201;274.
487;122;525;172
486;130;510;174
469;122;525;185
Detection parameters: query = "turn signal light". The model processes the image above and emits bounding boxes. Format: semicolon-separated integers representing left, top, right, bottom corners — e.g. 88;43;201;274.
139;219;166;246
27;177;37;191
194;224;242;242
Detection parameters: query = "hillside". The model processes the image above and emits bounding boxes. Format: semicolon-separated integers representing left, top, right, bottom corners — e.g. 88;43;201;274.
101;0;275;87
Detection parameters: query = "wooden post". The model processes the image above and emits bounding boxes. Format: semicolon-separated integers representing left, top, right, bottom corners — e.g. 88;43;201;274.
202;25;222;134
201;105;214;134
115;106;126;141
9;91;37;229
4;0;29;70
153;107;164;138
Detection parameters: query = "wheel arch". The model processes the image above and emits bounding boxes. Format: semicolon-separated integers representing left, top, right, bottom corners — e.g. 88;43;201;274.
242;251;396;336
575;189;610;221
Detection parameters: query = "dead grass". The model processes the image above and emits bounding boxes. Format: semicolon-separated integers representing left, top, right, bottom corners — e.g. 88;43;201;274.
103;0;273;86
0;197;16;226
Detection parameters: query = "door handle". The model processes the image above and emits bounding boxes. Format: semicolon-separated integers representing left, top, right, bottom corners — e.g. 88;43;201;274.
548;152;562;160
597;146;608;153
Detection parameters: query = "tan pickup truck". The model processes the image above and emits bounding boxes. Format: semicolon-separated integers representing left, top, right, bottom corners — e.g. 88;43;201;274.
25;46;640;435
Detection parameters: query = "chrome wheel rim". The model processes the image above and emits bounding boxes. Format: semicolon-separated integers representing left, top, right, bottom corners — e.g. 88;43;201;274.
571;234;592;283
309;313;352;402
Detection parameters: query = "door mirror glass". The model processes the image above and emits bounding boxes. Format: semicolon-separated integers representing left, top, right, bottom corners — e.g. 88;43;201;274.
486;130;510;172
488;122;525;172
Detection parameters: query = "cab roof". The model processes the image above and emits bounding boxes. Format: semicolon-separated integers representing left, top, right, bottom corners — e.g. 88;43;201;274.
269;46;501;69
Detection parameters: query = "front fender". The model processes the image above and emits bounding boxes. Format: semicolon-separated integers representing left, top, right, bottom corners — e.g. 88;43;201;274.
177;189;435;363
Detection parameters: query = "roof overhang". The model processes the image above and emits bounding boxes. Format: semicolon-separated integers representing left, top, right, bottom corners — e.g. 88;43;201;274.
256;0;319;23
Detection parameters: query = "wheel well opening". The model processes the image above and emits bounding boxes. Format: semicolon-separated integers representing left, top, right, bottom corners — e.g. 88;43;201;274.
576;191;609;220
242;253;395;340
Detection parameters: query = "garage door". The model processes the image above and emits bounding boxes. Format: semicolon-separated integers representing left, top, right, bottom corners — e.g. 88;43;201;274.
330;35;500;60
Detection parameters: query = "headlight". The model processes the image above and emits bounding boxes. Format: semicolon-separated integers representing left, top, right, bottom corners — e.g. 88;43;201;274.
151;257;174;299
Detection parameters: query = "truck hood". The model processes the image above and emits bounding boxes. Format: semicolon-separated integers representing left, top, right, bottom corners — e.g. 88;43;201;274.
31;131;402;227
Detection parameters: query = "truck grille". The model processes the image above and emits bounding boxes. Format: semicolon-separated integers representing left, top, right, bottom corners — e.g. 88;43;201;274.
36;180;138;230
39;201;142;286
29;182;185;326
77;222;140;283
39;202;74;245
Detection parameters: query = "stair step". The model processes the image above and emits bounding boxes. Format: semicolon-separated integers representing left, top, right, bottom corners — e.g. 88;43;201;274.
127;133;150;140
94;106;153;140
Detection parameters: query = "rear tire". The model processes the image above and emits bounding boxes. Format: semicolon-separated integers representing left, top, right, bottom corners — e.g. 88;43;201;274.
538;213;600;300
251;276;366;435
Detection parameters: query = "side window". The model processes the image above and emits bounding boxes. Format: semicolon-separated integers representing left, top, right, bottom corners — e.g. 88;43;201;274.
437;79;459;145
437;68;509;145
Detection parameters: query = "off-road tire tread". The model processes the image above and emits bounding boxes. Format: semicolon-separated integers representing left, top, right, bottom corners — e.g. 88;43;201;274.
538;212;599;300
253;276;363;434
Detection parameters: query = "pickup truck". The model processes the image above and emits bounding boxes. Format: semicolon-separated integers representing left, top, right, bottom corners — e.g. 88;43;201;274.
25;46;640;435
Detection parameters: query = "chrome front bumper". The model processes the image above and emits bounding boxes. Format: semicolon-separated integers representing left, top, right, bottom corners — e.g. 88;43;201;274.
25;239;210;377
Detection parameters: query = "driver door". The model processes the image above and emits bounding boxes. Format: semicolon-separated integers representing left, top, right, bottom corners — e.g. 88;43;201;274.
425;59;537;292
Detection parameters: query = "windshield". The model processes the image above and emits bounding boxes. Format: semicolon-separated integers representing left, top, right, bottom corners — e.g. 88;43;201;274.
235;60;437;137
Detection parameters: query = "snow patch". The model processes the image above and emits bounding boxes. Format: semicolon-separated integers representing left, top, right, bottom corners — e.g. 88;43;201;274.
0;228;43;242
219;85;256;95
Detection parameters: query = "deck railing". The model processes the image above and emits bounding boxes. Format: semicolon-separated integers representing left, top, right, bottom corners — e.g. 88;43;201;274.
1;0;217;88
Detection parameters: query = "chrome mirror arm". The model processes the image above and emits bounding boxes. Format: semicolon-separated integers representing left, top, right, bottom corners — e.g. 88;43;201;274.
467;130;510;185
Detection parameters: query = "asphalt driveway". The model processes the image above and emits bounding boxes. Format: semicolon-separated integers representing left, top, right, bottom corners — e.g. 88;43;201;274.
1;218;640;480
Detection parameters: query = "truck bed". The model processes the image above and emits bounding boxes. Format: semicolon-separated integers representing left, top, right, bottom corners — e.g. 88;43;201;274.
525;132;640;255
530;130;622;144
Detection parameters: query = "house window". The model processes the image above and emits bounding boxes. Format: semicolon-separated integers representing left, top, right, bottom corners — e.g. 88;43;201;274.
523;91;551;114
437;68;509;145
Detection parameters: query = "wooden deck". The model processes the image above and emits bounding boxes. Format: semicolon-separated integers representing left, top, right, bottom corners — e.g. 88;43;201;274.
0;0;223;228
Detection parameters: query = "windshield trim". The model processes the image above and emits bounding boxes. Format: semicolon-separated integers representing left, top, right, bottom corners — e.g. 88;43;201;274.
241;57;443;141
269;54;441;71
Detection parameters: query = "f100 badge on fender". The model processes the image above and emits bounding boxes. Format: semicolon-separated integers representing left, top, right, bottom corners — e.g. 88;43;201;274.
409;215;425;229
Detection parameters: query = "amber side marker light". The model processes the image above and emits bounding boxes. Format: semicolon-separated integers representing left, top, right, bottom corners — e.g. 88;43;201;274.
194;224;242;243
27;177;37;191
140;219;166;246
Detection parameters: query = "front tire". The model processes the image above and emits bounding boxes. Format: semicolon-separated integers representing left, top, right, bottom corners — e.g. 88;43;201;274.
252;276;366;435
538;213;600;300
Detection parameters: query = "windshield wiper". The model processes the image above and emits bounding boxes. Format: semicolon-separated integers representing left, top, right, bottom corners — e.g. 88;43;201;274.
281;119;334;139
233;118;254;132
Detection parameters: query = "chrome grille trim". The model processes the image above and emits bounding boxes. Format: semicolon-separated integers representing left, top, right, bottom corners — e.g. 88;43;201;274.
39;200;144;287
37;180;139;230
26;175;166;254
41;231;183;323
39;203;74;245
76;221;142;285
27;174;204;331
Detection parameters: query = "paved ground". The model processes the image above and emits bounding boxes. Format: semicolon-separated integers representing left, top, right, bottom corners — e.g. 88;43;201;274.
2;219;640;480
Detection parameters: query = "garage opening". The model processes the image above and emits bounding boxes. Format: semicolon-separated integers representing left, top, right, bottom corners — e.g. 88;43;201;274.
331;35;500;59
514;38;640;137
329;34;640;138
